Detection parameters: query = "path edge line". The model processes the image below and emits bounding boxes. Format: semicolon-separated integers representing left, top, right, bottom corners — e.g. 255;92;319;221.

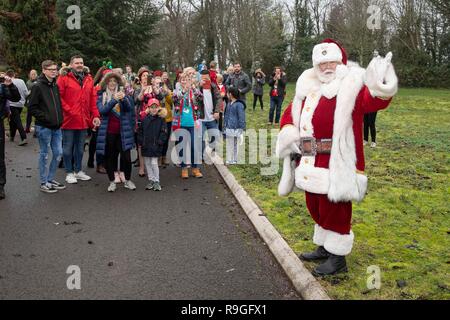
209;155;331;300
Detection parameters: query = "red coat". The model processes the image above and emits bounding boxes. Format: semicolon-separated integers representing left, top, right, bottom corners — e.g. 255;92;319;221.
280;86;391;172
57;68;99;130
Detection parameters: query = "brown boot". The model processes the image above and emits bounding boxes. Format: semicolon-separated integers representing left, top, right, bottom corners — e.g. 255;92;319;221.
192;168;203;178
96;165;107;174
162;156;170;165
181;168;189;179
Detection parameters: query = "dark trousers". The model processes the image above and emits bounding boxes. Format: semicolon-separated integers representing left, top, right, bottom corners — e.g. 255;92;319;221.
162;122;172;157
0;120;6;188
26;108;33;131
253;94;264;110
364;112;378;143
88;130;104;167
9;107;27;141
105;133;132;182
269;96;283;124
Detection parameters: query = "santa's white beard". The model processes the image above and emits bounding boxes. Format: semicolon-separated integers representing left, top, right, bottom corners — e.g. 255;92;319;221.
314;64;349;99
317;69;336;83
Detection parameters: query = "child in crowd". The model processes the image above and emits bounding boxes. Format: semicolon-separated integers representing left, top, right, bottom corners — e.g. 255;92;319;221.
223;86;246;165
216;74;227;133
138;98;168;191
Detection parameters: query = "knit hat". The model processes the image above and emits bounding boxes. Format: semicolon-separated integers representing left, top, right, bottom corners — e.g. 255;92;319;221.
312;38;348;66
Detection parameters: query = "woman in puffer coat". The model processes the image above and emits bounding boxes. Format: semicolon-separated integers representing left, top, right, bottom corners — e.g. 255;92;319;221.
96;72;136;192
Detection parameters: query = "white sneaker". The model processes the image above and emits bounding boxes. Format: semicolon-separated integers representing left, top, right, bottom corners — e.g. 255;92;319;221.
75;171;91;181
108;182;117;192
66;173;78;184
124;180;136;191
371;142;377;148
363;140;368;146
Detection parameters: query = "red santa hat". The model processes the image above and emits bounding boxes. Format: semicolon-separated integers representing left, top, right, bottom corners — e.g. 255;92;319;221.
312;38;348;66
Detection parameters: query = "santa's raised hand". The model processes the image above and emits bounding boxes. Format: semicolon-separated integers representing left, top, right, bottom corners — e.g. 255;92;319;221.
365;51;398;99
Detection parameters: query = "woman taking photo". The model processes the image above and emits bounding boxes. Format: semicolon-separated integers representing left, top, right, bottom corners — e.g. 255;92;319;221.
96;72;136;192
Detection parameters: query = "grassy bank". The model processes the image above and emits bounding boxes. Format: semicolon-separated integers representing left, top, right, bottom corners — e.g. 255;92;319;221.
227;86;450;300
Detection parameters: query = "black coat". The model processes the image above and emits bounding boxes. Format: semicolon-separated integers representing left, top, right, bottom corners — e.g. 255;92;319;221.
268;74;287;98
138;113;168;158
0;83;20;119
28;74;64;130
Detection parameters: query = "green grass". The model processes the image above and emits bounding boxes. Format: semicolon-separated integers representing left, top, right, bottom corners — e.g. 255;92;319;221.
227;86;450;300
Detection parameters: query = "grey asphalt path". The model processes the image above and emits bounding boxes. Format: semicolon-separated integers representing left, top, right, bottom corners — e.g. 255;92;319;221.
0;136;299;300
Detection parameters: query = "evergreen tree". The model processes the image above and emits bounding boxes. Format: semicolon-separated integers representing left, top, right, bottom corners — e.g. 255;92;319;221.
0;0;60;74
56;0;161;71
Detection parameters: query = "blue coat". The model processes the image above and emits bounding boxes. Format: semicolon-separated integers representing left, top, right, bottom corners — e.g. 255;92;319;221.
96;92;135;155
224;100;246;131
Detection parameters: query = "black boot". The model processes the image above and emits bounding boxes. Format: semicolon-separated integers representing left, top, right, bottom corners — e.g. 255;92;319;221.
0;186;5;200
299;246;330;261
313;254;348;276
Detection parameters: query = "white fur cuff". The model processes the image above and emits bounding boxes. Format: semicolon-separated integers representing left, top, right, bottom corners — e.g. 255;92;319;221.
278;157;295;196
276;125;301;158
312;225;355;255
324;229;354;256
313;224;327;246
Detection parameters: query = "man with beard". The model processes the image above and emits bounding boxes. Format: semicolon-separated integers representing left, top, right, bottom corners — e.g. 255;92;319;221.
57;55;101;184
276;39;398;276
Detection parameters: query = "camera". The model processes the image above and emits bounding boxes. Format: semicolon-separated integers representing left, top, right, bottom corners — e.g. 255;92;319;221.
0;76;5;84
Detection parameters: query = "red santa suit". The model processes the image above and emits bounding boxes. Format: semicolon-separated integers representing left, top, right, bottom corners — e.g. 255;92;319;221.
276;39;398;256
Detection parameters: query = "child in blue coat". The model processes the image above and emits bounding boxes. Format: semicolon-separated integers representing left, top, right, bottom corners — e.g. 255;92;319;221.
223;86;246;165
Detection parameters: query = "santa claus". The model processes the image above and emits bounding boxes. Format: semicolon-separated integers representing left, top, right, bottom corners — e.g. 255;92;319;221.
276;39;398;276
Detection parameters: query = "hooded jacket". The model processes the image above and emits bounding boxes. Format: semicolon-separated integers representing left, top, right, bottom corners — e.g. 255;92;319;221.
57;66;99;130
28;74;64;130
138;109;169;158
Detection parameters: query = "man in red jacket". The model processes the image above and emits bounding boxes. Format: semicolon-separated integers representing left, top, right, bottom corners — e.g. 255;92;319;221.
276;39;398;276
57;55;101;184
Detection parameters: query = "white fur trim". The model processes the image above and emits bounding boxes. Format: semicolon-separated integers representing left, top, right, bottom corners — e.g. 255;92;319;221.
324;230;354;256
328;66;366;203
313;42;343;66
313;224;328;246
282;63;380;203
276;125;301;159
278;157;296;196
295;166;330;195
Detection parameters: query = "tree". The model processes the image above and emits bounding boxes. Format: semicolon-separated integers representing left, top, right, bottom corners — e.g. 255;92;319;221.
57;0;161;70
0;0;60;74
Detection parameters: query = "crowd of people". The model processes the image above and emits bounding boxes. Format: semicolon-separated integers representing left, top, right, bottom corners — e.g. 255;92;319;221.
1;54;381;201
2;57;287;197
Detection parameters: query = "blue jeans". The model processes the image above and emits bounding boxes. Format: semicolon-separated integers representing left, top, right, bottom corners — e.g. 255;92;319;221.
175;126;201;169
269;96;284;124
62;129;88;173
36;126;63;185
202;120;219;157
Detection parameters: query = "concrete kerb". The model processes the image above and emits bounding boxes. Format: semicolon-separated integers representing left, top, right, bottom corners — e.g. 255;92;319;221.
208;153;331;300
